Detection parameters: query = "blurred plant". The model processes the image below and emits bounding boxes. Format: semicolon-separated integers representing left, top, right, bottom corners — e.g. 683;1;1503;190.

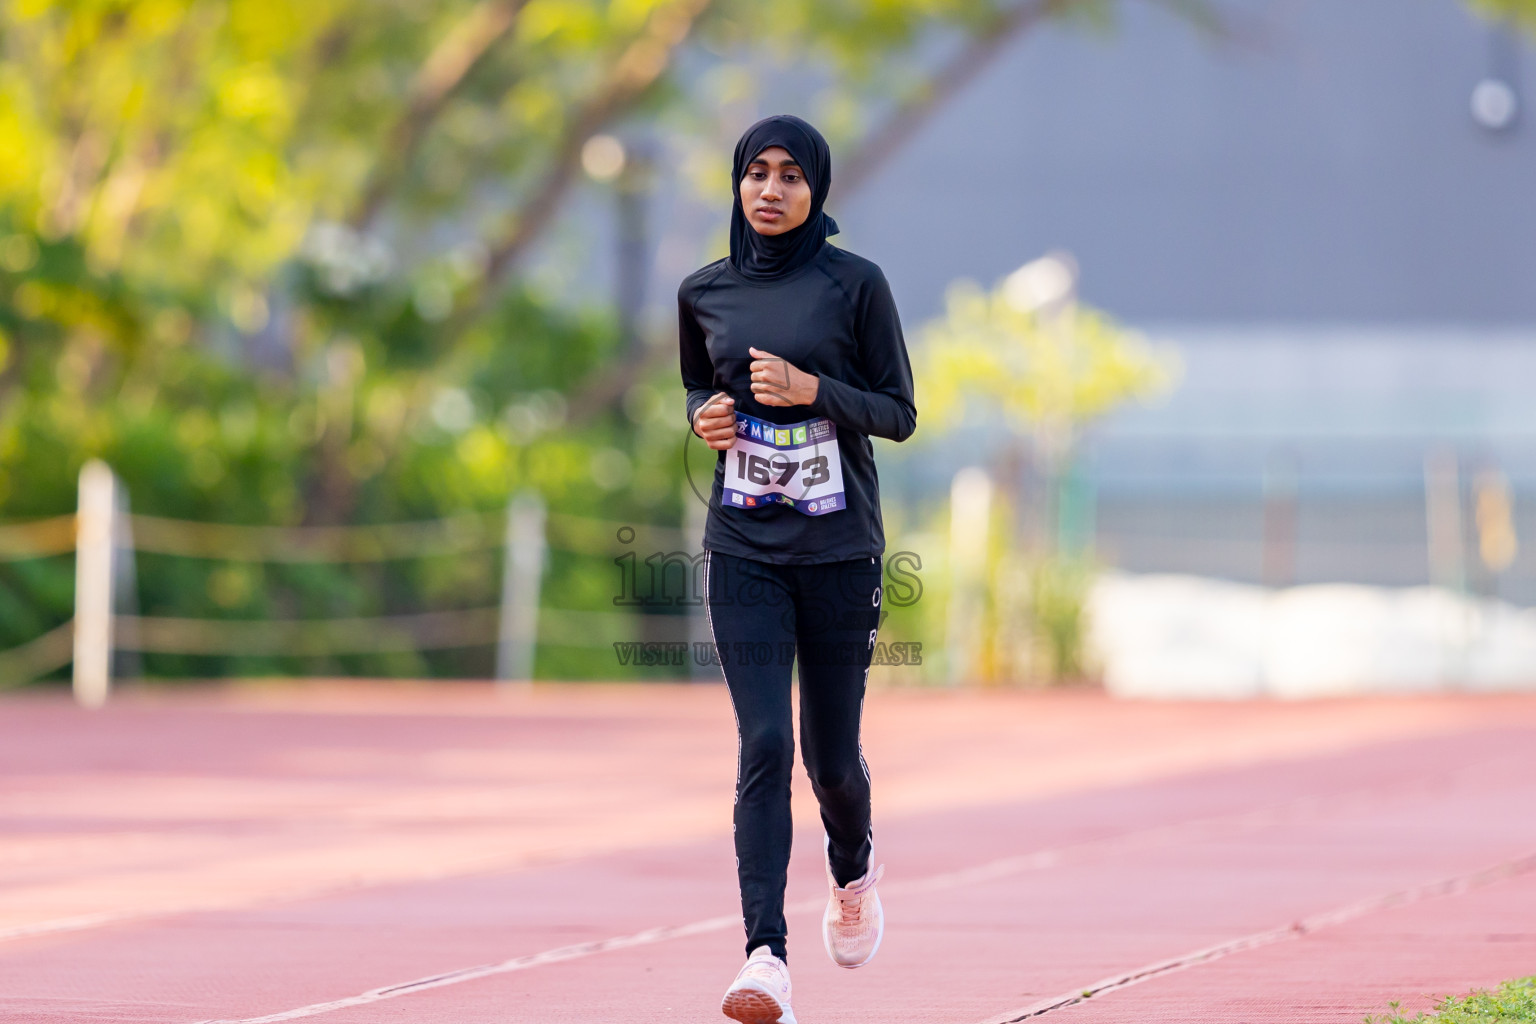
0;227;688;679
919;255;1176;472
1363;976;1536;1024
1467;0;1536;33
1022;553;1095;680
0;0;1140;316
0;0;1224;395
914;256;1175;686
913;504;1100;687
979;516;1098;685
917;254;1178;554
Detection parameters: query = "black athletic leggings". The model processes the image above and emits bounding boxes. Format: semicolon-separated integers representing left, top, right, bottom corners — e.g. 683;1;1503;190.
703;548;884;962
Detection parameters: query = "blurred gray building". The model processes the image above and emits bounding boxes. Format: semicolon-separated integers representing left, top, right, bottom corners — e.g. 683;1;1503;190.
833;0;1536;602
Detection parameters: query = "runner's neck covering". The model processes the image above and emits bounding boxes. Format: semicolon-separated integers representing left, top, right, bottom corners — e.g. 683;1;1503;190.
729;114;841;281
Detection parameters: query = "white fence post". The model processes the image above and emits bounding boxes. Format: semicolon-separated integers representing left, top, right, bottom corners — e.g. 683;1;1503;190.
496;490;546;684
1424;447;1465;592
73;460;117;708
946;467;993;685
1424;446;1469;685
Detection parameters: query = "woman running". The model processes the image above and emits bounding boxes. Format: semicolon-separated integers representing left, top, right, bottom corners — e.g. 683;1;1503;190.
678;113;918;1024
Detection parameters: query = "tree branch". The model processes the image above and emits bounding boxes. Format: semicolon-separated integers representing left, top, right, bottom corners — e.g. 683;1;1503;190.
833;0;1069;202
350;0;531;231
442;0;719;339
564;338;674;428
834;0;1237;201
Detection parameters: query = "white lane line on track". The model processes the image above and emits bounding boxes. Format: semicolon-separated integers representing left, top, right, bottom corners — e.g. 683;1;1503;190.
193;912;742;1024
976;850;1536;1023
190;763;1513;1024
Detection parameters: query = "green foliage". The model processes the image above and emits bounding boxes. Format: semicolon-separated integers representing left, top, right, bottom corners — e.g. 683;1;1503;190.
0;212;691;678
918;275;1177;452
1024;553;1094;679
880;489;1098;687
984;545;1098;686
1467;0;1536;34
0;0;1079;316
1365;977;1536;1024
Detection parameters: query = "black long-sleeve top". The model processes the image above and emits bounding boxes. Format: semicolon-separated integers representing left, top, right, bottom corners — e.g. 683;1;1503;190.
679;243;917;564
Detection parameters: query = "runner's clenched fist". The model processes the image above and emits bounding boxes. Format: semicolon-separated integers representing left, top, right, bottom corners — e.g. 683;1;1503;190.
748;346;821;407
693;392;738;450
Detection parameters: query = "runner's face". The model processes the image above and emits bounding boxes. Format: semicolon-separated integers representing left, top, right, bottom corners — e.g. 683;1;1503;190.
740;147;811;236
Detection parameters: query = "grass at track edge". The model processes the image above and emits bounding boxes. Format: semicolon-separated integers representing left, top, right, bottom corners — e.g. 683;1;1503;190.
1366;976;1536;1023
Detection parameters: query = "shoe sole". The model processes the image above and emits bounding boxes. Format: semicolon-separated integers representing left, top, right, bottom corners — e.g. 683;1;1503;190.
721;987;790;1024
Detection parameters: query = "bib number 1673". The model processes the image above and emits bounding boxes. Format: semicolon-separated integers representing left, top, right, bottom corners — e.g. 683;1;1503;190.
735;451;831;488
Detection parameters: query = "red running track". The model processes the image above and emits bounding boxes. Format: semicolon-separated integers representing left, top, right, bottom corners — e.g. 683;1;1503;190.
2;682;1535;1023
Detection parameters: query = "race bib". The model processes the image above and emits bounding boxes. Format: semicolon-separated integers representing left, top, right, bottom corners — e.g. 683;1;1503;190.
723;411;846;516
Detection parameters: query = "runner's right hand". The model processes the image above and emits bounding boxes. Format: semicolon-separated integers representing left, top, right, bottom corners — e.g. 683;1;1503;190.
693;393;737;450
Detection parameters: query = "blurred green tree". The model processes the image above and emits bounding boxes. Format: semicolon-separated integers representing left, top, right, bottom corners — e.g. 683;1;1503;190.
917;258;1176;488
0;0;1220;387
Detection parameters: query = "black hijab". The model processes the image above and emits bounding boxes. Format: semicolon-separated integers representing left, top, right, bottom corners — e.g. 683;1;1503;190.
728;114;840;281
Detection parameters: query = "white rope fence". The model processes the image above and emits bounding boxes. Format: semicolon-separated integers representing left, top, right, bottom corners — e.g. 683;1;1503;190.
0;621;75;686
0;515;77;560
0;460;701;705
120;509;690;561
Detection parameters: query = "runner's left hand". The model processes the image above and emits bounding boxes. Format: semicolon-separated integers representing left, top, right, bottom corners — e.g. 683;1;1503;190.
749;347;821;407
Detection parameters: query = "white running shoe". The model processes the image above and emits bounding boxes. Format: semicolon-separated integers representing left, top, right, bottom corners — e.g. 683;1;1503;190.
822;835;886;968
721;945;796;1024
